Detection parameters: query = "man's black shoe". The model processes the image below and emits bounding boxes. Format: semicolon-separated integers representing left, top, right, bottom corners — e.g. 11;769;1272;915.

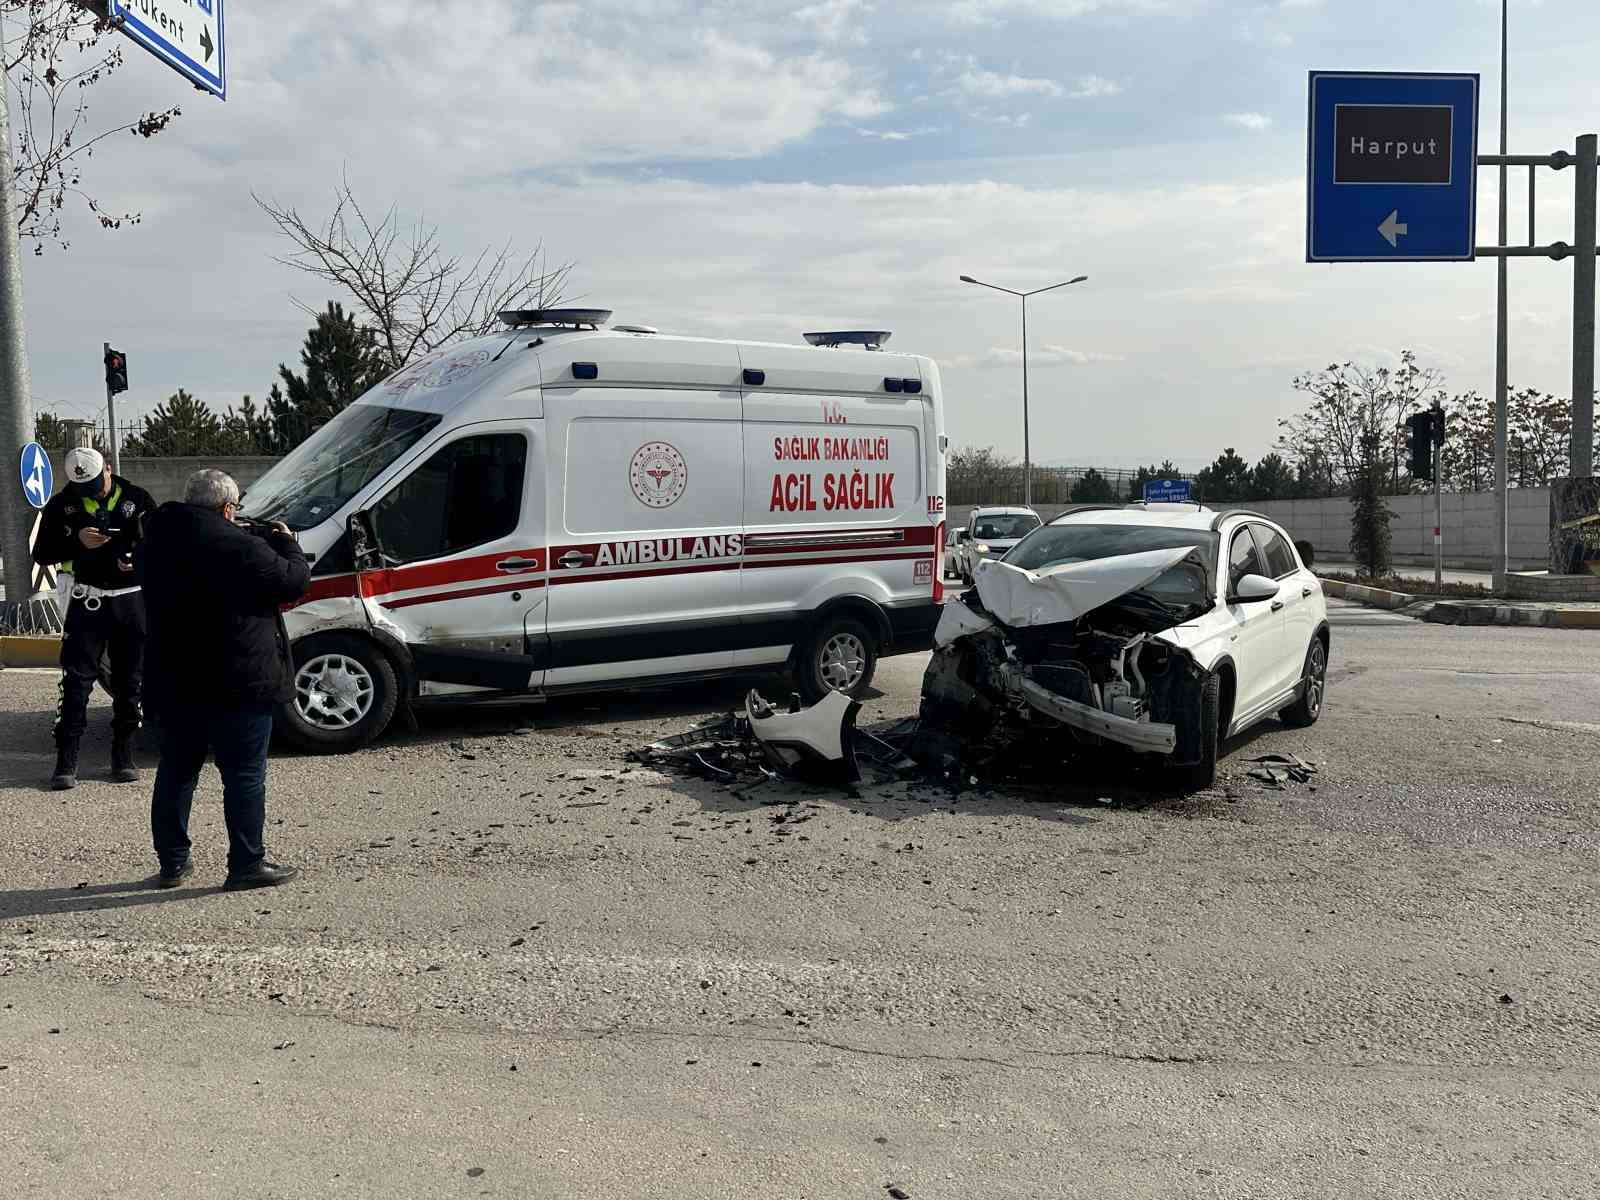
222;862;299;891
49;741;80;791
156;861;194;889
111;733;140;783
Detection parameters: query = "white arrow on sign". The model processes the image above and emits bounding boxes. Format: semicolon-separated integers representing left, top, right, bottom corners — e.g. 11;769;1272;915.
1378;209;1409;249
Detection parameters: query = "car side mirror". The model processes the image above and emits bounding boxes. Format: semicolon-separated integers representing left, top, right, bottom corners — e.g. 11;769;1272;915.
347;510;382;573
1230;573;1280;604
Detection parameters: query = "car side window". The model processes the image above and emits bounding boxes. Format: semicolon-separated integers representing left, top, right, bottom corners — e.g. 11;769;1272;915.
1255;526;1298;578
371;433;526;565
1228;527;1265;591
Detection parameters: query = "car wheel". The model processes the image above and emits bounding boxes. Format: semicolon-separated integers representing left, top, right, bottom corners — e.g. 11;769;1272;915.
1279;637;1327;728
1173;670;1221;791
796;616;878;702
278;634;399;753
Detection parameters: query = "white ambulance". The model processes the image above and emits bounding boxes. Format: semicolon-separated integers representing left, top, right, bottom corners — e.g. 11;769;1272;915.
239;311;949;751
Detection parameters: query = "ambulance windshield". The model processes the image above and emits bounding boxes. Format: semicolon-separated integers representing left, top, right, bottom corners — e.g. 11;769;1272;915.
241;404;442;530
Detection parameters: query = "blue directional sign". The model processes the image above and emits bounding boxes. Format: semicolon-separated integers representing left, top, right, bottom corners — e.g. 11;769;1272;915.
1143;478;1191;504
20;442;52;510
109;0;226;100
1307;72;1478;262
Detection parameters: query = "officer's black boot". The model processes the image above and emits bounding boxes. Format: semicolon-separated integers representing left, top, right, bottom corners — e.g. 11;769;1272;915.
50;739;80;791
111;732;140;784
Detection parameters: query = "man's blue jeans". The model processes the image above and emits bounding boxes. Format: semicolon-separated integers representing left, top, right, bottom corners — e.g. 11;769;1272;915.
150;703;274;875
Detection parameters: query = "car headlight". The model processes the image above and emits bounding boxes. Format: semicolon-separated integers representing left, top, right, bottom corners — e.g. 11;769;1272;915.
976;542;991;553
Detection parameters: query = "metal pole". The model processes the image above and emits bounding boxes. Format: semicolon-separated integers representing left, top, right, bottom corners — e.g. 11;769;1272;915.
0;5;42;613
1492;0;1510;591
1572;132;1597;477
1434;440;1443;592
1021;293;1031;508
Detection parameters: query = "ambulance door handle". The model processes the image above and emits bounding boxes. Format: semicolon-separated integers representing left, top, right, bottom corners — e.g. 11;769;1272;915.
496;557;541;573
557;551;593;569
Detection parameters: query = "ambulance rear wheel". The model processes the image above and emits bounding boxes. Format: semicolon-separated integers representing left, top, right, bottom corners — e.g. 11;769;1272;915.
279;634;399;753
797;617;877;702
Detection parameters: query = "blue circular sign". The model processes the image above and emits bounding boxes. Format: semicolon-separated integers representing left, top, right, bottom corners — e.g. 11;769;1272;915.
20;441;52;510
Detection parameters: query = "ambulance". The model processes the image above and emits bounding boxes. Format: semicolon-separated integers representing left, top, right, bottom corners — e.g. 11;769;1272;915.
239;311;949;752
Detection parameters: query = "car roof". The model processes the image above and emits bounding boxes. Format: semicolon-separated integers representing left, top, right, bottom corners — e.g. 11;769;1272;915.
970;506;1038;516
1047;504;1273;532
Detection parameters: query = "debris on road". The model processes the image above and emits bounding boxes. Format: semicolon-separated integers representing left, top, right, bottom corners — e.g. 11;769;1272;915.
1244;753;1318;791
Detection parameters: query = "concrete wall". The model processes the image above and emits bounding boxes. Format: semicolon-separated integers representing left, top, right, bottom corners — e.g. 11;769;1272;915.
948;490;1553;571
43;453;284;505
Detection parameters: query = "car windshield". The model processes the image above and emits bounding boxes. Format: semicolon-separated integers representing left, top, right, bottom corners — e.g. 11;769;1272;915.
973;514;1040;540
1006;523;1218;616
240;404;442;530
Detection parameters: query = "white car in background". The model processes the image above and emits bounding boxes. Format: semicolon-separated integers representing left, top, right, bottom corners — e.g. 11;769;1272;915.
955;506;1041;583
925;504;1329;788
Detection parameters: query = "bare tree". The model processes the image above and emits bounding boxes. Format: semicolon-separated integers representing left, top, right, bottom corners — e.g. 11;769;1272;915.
1277;350;1445;494
254;175;576;371
5;0;181;251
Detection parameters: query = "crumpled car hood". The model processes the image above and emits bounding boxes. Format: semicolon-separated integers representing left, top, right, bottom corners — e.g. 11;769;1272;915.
972;546;1195;628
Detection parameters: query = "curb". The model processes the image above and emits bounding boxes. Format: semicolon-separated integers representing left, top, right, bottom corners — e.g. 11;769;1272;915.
0;635;62;668
1317;578;1417;610
1424;602;1600;629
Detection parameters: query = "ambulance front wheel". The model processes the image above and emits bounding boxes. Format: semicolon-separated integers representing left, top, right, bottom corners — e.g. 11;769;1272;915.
796;616;878;702
279;634;399;753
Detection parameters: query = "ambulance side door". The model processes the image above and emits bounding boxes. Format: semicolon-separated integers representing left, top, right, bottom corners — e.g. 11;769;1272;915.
542;365;745;687
356;419;547;693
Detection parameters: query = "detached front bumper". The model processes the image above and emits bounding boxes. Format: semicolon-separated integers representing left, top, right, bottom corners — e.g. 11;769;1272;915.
999;664;1178;754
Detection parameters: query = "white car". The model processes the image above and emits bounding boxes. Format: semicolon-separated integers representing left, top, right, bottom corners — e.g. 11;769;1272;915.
955;506;1041;582
924;503;1329;788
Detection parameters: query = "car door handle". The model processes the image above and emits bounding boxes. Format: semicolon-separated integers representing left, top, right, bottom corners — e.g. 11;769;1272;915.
496;557;541;572
1302;586;1313;597
1271;600;1285;612
557;551;593;569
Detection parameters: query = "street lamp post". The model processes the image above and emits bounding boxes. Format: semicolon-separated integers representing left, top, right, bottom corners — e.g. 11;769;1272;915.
959;273;1088;507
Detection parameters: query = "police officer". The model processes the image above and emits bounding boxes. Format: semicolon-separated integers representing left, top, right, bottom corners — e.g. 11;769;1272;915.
30;447;156;790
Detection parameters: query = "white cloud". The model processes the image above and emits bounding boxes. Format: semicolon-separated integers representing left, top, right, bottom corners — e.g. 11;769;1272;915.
793;0;875;44
942;344;1124;369
856;126;940;140
957;65;1065;99
1225;112;1273;131
1069;75;1123;99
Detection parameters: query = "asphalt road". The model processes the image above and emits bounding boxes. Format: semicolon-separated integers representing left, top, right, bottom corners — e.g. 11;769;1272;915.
4;600;1599;1199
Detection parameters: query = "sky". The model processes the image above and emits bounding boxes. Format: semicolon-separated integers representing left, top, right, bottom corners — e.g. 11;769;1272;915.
13;0;1600;470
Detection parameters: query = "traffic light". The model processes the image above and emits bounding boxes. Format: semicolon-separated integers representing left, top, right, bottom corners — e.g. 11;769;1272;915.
103;347;128;395
1407;411;1435;482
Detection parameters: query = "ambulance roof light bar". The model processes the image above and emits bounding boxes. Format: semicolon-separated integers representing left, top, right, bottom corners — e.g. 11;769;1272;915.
498;308;613;329
804;330;892;350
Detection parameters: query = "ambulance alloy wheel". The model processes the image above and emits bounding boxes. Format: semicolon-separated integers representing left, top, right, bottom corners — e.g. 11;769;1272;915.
280;634;399;753
797;616;878;702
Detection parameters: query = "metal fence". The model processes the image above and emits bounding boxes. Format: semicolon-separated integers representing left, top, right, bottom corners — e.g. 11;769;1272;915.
947;466;1192;507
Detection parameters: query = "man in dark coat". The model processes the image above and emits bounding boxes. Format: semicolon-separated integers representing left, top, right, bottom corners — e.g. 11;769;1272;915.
30;447;157;790
138;468;310;890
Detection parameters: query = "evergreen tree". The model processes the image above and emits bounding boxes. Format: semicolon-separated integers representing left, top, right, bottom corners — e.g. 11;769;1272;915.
123;390;224;457
1195;447;1251;503
1248;453;1297;500
1349;429;1393;577
268;301;390;452
1071;468;1118;503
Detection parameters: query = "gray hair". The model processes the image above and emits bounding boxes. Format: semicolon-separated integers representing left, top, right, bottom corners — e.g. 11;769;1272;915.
184;468;241;510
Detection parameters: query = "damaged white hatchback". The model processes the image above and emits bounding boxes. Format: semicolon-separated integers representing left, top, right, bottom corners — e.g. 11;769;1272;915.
921;504;1329;789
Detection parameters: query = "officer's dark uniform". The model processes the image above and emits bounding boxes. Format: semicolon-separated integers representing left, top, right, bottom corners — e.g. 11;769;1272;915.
30;471;156;788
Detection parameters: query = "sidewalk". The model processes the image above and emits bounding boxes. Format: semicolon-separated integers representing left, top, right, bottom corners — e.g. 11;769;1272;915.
1318;576;1600;629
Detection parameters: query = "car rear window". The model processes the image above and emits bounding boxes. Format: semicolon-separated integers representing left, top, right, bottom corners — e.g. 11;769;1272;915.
1255;526;1299;578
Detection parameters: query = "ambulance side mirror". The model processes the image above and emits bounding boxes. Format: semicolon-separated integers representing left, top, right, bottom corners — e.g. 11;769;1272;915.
347;510;383;573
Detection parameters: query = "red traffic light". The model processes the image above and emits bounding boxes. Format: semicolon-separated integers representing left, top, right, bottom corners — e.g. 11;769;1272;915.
103;346;129;395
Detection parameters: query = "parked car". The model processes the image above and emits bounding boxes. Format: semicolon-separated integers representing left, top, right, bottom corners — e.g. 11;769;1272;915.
926;504;1329;788
943;525;962;579
955;506;1041;582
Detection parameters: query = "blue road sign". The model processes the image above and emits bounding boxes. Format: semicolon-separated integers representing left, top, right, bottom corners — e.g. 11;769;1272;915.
1307;72;1478;263
109;0;226;100
1143;478;1191;504
20;442;52;510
